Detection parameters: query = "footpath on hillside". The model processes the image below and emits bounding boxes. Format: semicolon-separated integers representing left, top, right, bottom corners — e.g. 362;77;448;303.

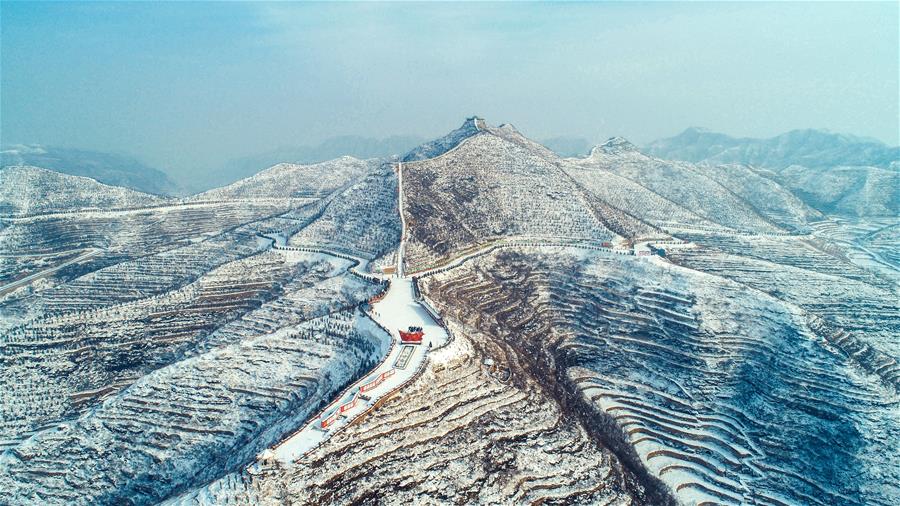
254;161;449;467
264;276;448;465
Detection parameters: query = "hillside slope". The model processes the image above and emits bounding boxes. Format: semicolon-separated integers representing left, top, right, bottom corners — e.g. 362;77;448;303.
774;165;899;218
1;145;179;196
192;156;375;201
401;124;616;272
401;116;484;162
0;166;167;216
0;160;396;504
646;127;899;170
566;140;790;234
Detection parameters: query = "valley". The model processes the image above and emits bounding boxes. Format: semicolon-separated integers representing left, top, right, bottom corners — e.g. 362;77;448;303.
0;117;897;506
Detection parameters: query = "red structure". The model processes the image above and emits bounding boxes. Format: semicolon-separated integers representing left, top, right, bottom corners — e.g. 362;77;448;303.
339;392;360;413
399;326;424;344
360;369;396;393
321;410;340;429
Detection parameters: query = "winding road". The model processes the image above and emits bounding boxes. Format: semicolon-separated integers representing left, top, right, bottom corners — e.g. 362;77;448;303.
259;161;449;466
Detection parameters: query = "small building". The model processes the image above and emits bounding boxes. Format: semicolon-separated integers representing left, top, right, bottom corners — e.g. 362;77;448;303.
399;326;424;344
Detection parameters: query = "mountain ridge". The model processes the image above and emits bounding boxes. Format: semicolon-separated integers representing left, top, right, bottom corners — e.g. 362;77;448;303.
0;165;168;216
0;145;180;196
1;116;897;506
646;127;899;170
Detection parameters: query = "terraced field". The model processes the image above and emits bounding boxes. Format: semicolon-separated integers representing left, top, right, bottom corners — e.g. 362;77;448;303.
565;142;787;234
287;162;400;261
2;117;896;505
0;201;292;286
0;308;388;505
169;319;653;506
420;248;899;506
668;231;900;390
0;158;402;504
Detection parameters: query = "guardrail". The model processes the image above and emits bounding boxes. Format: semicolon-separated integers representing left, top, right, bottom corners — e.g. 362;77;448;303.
265;329;397;455
261;290;396;460
269;347;432;466
255;292;445;469
261;235;385;284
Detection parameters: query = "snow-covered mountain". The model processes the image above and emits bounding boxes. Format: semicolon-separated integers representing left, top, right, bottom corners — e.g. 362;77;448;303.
646;128;900;218
774;164;899;218
566;138;824;232
191;135;425;192
191;156;377;201
1;117;897;506
1;145;180;196
0;165;168;216
401;122;616;272
646;127;899;170
401;116;484;162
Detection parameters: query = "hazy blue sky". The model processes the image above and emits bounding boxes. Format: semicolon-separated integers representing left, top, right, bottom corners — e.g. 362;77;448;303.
2;1;898;176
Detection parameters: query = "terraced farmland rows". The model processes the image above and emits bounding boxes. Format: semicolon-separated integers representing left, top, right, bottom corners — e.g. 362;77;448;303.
667;235;900;389
1;158;406;505
0;309;388;505
287;163;400;261
173;323;648;506
420;248;899;506
0;249;381;449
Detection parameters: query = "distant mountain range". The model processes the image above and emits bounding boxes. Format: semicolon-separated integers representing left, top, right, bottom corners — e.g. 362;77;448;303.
539;136;593;157
645;127;899;170
195;135;426;192
2;117;898;506
0;145;180;196
5;127;896;217
644;127;899;218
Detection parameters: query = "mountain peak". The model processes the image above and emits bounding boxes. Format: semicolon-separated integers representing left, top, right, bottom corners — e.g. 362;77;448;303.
466;116;486;130
1;144;180;196
593;136;638;155
402;117;484;162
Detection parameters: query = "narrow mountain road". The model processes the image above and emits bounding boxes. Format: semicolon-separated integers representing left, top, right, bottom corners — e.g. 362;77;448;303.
255;160;449;467
397;161;407;277
0;248;101;296
408;236;639;278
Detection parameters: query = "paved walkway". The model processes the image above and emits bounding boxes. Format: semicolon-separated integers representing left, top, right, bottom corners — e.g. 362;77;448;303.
0;248;101;296
265;161;448;465
269;279;447;465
